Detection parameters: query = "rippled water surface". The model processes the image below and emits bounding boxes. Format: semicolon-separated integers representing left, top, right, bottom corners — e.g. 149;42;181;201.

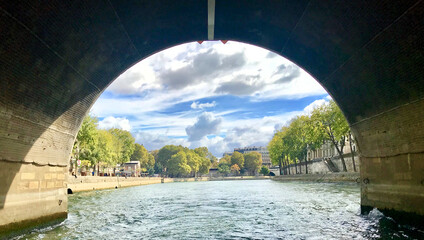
17;180;424;239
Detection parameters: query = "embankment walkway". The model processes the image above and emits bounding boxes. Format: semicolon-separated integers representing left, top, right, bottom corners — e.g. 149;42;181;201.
272;172;360;183
67;176;270;193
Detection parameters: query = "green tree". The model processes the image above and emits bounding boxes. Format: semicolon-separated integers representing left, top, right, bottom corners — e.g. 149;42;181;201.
73;115;99;174
312;100;349;171
131;143;154;169
244;152;262;175
186;150;201;177
231;151;245;169
150;149;161;174
268;128;286;175
76;115;99;149
167;151;191;177
157;145;182;174
96;130;114;163
154;162;163;175
260;166;270;175
147;153;155;169
131;143;147;162
150;149;159;161
268;100;352;175
218;162;230;176
230;164;240;175
285;115;310;174
147;167;155;176
220;154;232;165
108;128;135;165
198;156;211;175
96;129;115;173
194;147;218;165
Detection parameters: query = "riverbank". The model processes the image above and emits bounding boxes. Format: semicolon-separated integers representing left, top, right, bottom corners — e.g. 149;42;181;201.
272;172;360;183
67;175;270;192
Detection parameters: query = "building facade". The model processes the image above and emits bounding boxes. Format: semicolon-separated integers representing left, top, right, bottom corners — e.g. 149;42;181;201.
122;161;141;177
307;138;356;161
234;146;272;168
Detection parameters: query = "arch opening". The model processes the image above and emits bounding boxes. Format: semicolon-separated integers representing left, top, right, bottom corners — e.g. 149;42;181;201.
89;41;335;160
71;40;360;185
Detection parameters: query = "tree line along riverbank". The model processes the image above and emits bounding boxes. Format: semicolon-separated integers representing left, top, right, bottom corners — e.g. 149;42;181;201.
71;115;267;178
268;100;358;176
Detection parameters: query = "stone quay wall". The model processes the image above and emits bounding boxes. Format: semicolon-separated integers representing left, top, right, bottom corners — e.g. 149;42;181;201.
67;176;271;193
273;172;360;183
281;153;360;175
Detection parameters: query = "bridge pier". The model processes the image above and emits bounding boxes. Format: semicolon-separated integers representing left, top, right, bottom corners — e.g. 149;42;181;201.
0;101;79;237
354;98;424;222
0;161;67;238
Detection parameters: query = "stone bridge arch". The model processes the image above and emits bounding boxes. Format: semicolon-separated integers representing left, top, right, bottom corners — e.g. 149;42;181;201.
0;0;423;234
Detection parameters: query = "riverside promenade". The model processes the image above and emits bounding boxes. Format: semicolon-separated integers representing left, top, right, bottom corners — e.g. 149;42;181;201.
67;176;270;193
272;172;360;183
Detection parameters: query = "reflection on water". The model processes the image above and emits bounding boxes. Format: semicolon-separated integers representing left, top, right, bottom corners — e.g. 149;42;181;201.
15;180;424;239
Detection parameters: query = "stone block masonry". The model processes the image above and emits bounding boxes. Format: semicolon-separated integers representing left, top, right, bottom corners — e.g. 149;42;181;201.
0;161;67;239
355;99;424;222
273;172;360;183
67;176;165;192
281;154;360;175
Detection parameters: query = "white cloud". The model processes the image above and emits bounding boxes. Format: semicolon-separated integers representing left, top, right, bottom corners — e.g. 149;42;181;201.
191;136;227;157
303;99;328;114
196;111;304;156
127;107;316;157
96;41;325;107
191;101;216;109
98;116;131;131
159;49;246;90
107;63;158;95
91;41;327;121
185;112;222;141
251;71;327;101
134;131;189;151
215;74;263;96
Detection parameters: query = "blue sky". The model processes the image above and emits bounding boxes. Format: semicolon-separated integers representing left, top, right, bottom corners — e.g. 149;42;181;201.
90;41;330;157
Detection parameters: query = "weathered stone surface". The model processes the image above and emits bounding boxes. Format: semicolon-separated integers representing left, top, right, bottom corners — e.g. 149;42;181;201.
0;0;423;233
0;162;67;238
282;155;360;174
273;172;360;183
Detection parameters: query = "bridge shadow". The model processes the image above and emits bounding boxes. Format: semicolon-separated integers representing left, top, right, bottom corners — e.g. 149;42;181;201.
0;162;21;209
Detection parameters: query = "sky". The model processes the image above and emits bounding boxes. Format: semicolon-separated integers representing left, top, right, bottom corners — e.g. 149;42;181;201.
90;41;330;157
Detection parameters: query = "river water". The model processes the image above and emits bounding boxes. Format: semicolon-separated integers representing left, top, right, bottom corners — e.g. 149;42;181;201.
16;180;424;239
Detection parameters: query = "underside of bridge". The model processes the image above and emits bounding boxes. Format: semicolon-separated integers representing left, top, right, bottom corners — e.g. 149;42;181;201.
1;0;423;234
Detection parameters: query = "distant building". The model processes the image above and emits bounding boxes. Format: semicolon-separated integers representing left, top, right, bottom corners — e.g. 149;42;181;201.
122;161;141;177
307;138;356;161
207;168;219;177
234;146;272;168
